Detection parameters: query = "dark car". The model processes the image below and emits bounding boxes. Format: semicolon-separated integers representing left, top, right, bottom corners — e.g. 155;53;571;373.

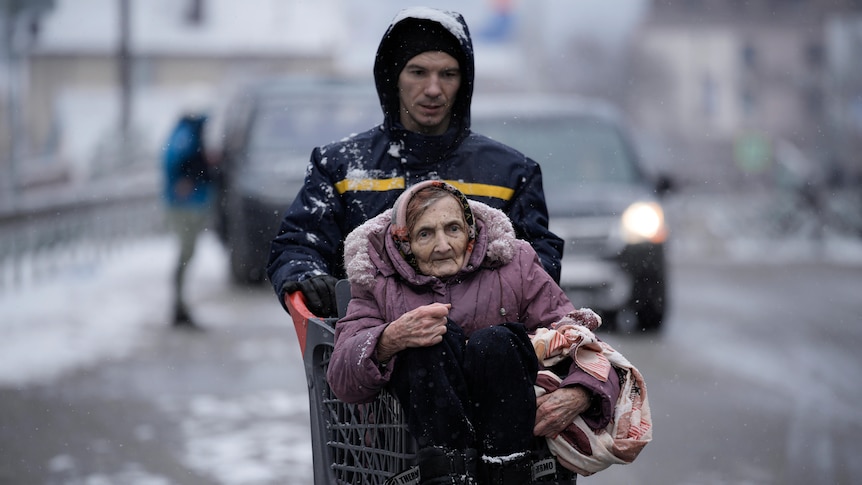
212;77;379;284
472;95;672;331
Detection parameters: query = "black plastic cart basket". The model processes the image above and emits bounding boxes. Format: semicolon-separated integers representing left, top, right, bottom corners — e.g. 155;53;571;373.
288;281;417;484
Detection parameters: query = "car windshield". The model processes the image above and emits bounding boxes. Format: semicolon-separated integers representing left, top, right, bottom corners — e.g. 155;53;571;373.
248;97;378;165
473;116;640;191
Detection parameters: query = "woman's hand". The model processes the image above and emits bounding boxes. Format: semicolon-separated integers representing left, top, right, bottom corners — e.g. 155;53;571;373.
534;386;591;438
376;303;451;362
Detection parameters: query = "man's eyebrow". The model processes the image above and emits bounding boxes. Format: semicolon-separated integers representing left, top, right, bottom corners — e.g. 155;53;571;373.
403;63;460;72
403;61;434;71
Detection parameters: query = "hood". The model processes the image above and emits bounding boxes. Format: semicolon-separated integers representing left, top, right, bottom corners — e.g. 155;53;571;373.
373;7;475;133
344;200;517;290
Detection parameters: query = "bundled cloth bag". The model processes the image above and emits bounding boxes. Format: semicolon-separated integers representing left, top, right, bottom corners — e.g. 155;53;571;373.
531;309;652;476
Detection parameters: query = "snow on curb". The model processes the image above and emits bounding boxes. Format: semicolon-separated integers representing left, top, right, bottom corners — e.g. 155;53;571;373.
0;234;223;387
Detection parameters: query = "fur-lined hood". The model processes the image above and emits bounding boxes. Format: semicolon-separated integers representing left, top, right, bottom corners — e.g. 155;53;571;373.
344;200;517;290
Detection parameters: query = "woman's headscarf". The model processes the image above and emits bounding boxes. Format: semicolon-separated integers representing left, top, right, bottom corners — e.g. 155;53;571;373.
389;180;477;272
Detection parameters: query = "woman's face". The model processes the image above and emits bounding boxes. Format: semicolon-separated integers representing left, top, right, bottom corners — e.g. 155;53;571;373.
409;195;469;278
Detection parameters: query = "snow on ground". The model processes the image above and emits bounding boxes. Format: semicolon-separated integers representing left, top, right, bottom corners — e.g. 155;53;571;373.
53;464;174;485
0;242;157;386
177;391;314;484
0;232;224;387
0;232;317;484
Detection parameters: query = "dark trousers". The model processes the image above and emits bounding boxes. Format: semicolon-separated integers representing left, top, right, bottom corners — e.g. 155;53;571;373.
388;320;539;456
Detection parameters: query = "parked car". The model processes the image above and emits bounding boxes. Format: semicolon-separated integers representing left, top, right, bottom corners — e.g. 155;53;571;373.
471;95;672;331
211;77;379;284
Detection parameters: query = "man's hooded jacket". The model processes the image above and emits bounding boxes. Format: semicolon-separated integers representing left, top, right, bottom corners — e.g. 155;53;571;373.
267;7;564;303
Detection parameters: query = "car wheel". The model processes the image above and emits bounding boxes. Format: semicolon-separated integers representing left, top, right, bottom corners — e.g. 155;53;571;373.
226;196;265;286
634;302;664;331
229;247;263;285
632;280;666;332
228;239;266;285
627;246;668;332
213;182;230;244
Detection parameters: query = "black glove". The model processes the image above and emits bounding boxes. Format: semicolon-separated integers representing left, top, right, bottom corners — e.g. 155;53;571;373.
284;275;339;318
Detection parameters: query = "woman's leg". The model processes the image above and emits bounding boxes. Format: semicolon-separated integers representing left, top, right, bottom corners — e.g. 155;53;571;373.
388;320;474;450
463;322;538;456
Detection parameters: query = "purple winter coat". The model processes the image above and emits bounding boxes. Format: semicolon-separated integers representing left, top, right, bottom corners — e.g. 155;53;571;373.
327;201;620;429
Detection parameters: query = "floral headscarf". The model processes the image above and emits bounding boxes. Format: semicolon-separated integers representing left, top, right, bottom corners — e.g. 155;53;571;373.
389;180;477;272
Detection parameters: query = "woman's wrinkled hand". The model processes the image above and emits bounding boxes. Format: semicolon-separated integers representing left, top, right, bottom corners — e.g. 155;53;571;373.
534;386;591;438
376;303;451;362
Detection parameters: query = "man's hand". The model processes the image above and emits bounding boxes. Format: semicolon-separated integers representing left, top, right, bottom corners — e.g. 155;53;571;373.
534;386;591;438
283;275;339;317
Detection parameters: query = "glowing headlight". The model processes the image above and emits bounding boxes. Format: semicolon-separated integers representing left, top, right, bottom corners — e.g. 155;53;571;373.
621;201;667;244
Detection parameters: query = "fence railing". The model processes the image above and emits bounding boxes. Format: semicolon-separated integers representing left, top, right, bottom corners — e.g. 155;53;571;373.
0;171;167;292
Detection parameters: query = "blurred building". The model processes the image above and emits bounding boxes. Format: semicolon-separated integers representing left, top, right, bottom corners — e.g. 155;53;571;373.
628;0;862;189
2;0;349;194
2;0;532;198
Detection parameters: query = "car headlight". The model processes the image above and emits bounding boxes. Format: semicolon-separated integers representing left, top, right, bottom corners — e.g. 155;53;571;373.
620;201;667;244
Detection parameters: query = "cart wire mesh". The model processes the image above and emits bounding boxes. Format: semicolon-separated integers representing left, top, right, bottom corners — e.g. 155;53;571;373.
313;338;417;484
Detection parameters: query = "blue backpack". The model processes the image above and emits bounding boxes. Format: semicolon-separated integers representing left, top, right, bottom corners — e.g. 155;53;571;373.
167;115;210;183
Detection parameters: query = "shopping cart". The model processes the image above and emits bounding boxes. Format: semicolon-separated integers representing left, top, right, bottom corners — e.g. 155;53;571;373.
287;280;417;485
287;280;578;484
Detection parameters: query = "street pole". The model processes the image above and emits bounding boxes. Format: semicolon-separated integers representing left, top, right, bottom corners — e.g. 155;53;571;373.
118;0;131;166
0;0;54;210
1;8;19;209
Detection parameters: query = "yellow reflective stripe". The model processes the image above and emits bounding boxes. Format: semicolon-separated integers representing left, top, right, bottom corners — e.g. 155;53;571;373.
334;176;515;201
335;177;405;194
443;180;515;201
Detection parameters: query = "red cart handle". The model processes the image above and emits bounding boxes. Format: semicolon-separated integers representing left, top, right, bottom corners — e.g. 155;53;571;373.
285;291;315;356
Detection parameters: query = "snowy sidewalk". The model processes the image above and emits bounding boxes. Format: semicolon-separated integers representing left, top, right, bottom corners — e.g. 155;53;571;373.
0;233;315;484
0;234;223;387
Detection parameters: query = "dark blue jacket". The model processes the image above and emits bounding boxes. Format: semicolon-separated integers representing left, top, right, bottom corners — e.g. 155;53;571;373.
267;8;563;301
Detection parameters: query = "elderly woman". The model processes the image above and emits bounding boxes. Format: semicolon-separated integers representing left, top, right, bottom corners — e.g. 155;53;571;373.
327;181;620;485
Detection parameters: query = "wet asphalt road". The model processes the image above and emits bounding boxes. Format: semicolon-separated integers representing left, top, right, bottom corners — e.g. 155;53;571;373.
2;257;861;485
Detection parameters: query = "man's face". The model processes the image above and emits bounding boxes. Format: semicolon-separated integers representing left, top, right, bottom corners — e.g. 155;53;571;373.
397;51;461;136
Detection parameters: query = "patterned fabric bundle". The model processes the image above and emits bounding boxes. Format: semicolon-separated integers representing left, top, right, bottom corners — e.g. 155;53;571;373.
531;312;652;476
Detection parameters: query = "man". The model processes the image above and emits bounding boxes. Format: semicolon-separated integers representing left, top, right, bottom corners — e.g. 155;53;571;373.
162;112;213;329
267;7;564;317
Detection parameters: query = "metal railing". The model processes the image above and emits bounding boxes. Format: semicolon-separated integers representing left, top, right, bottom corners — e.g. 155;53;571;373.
0;171;167;292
